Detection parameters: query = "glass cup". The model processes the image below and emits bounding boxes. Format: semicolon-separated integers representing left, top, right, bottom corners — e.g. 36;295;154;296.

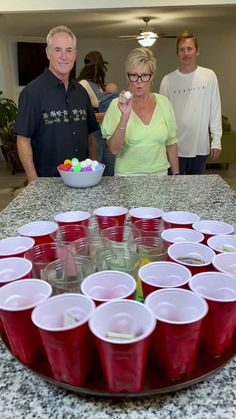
0;236;35;258
54;210;91;227
145;288;208;379
0;279;52;365
132;218;164;238
88;299;156;392
130;236;167;263
189;271;236;356
31;293;96;385
42;258;95;294
96;249;141;278
18;221;58;245
81;270;136;305
24;242;59;279
139;261;191;297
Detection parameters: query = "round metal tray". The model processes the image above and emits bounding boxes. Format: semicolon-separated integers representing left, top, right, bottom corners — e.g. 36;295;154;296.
4;334;236;398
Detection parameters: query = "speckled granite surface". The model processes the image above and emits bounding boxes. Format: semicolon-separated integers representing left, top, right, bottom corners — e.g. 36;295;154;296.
0;175;236;419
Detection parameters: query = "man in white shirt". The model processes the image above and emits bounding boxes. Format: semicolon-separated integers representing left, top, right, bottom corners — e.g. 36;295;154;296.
159;31;222;175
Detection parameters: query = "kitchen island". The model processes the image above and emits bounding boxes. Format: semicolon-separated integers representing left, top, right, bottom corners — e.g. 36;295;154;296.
0;175;236;419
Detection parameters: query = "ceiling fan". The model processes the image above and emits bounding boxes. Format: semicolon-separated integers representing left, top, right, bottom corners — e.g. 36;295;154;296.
117;17;177;47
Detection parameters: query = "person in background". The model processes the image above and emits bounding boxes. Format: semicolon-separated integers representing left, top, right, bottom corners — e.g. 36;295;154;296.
15;25;98;182
101;47;179;176
77;51;118;175
159;30;222;175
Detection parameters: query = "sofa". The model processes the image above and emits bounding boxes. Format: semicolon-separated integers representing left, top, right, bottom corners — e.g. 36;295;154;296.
207;116;236;168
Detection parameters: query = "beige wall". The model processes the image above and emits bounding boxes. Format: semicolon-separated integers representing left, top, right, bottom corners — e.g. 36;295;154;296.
1;26;236;129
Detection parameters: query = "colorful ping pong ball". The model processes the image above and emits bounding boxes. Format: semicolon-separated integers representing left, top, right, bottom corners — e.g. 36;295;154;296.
124;91;132;99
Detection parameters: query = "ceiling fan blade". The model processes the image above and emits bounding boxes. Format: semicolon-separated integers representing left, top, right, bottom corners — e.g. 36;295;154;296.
158;34;177;38
116;35;138;39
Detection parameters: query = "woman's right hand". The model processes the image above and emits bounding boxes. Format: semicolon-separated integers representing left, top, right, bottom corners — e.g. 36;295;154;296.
118;91;133;117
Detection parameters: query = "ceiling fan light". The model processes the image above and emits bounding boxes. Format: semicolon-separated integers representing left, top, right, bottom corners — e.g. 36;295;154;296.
138;32;157;47
138;37;156;47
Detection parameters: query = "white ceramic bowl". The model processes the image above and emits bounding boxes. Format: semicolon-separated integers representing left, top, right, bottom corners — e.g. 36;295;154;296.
57;164;105;188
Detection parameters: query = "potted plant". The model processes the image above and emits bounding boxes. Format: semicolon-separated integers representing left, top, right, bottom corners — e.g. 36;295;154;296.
0;90;23;173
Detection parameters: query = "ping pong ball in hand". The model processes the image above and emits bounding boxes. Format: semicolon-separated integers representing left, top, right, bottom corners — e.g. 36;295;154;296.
124;91;132;99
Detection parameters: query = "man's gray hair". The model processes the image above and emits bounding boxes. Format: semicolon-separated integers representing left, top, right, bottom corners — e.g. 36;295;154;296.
46;25;77;49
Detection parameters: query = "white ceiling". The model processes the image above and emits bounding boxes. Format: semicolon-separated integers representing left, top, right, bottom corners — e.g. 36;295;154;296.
0;5;236;39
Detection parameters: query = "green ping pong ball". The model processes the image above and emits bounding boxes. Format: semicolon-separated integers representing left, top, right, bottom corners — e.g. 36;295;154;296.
73;165;81;172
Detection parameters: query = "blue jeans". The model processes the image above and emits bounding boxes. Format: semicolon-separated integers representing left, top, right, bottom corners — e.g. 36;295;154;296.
179;155;208;175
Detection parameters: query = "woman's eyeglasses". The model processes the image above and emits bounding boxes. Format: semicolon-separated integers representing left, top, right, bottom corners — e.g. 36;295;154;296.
127;73;152;82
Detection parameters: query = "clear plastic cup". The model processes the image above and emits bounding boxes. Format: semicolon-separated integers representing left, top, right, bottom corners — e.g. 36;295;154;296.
93;206;128;227
212;252;236;277
0;257;32;287
18;221;58;245
207;235;236;254
0;236;35;258
162;211;200;229
88;299;156;392
101;225;138;257
167;242;215;275
81;270;136;305
139;261;191;297
0;279;52;365
189;271;236;355
129;207;164;224
42;258;95;294
193;220;234;243
31;293;95;385
54;210;91;227
161;228;204;250
24;242;59;279
145;288;208;379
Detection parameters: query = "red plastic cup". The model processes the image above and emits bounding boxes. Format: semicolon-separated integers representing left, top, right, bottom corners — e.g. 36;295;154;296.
95;216;119;231
0;279;52;365
192;220;234;244
161;211;200;229
31;294;96;385
129;207;164;224
24;242;59;278
54;210;91;227
88;299;156;392
139;261;191;297
132;218;164;238
93;206;128;227
0;257;32;287
0;236;35;258
81;270;136;305
212;252;236;277
207;235;236;254
145;288;208;379
18;221;58;245
161;228;204;250
167;242;215;275
189;271;236;356
52;223;87;244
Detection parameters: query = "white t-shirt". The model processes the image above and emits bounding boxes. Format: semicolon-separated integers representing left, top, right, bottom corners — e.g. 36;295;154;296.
159;66;222;157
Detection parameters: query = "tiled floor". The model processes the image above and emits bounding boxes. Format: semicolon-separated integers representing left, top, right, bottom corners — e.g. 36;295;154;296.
0;160;235;212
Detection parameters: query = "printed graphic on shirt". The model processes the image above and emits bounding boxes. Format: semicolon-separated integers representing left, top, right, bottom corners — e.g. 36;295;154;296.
173;85;206;94
42;108;87;125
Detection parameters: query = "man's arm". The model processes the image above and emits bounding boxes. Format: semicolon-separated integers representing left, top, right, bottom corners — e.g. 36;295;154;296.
88;133;97;160
17;135;38;182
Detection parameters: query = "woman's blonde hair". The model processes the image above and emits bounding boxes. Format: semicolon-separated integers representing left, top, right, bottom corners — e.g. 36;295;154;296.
125;47;156;75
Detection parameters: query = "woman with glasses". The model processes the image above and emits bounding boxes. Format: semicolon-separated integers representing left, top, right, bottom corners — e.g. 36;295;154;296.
101;47;179;176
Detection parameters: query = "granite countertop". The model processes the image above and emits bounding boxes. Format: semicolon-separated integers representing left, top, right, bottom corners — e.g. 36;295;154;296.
0;175;236;419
